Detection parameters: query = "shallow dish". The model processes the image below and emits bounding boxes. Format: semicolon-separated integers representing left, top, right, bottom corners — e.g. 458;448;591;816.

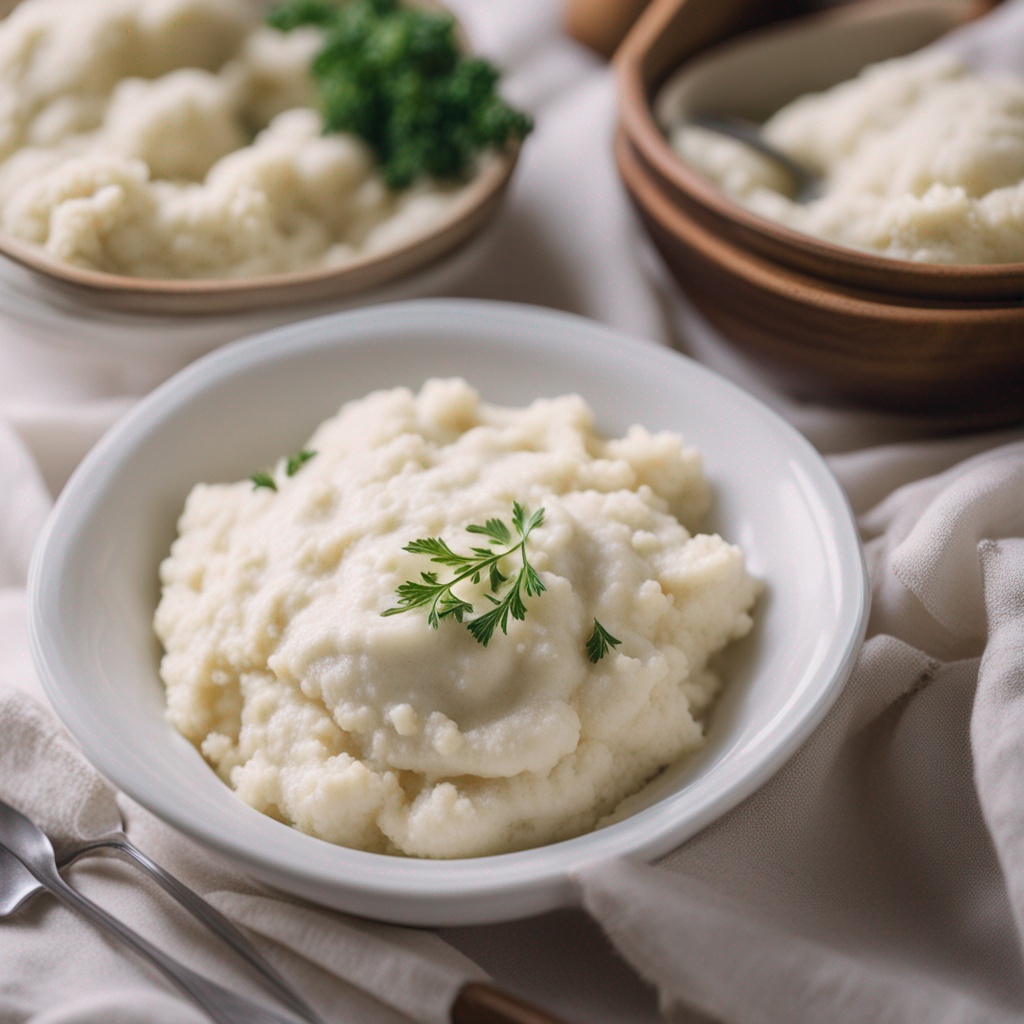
28;300;868;926
0;0;519;316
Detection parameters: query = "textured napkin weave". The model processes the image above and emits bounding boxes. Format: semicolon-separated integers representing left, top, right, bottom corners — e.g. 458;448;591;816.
209;893;483;1024
0;679;485;1024
0;689;122;861
578;443;1024;1022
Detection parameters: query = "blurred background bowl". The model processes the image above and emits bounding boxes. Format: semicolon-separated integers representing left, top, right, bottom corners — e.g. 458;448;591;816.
615;0;1024;424
0;155;518;316
0;0;520;315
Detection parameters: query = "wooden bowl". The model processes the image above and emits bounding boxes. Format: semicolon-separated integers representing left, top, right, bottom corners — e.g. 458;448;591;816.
615;0;1024;302
0;0;519;315
616;128;1024;425
0;158;517;316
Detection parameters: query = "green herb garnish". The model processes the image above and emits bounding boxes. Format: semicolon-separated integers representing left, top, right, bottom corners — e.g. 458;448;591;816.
383;502;546;646
586;619;622;664
250;471;278;492
250;448;317;492
266;0;533;189
286;449;317;476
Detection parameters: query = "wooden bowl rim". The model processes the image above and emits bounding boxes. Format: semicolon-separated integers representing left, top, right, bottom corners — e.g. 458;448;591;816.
0;151;517;309
615;127;1024;325
615;0;1024;292
0;0;519;313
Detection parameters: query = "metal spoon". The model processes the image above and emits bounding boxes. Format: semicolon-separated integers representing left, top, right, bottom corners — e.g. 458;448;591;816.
56;822;322;1024
0;805;574;1024
0;839;40;916
0;803;302;1024
687;113;821;203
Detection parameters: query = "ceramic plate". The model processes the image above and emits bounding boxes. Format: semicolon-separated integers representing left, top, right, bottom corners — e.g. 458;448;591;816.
28;300;869;925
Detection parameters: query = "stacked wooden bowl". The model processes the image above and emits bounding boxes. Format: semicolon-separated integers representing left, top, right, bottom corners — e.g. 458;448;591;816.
615;0;1024;427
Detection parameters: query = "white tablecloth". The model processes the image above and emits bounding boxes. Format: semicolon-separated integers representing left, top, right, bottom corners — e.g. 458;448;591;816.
3;2;1024;1022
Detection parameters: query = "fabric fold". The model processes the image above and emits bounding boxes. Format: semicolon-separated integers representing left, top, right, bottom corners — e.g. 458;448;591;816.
0;418;51;588
577;441;1024;1024
972;539;1024;954
580;859;1018;1024
208;892;485;1024
2;1;1024;1022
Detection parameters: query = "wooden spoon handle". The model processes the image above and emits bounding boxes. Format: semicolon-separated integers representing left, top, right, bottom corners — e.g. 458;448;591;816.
452;982;575;1024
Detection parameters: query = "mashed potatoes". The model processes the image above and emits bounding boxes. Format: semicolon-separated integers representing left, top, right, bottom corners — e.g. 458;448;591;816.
0;0;468;277
154;380;759;858
669;51;1024;264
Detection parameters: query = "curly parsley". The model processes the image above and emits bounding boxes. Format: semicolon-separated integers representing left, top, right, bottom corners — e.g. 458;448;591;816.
267;0;533;188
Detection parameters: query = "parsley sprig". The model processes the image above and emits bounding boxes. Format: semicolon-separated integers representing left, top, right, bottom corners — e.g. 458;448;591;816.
383;503;623;661
250;471;278;492
266;0;532;189
383;502;546;646
286;449;317;477
586;619;622;664
250;449;318;491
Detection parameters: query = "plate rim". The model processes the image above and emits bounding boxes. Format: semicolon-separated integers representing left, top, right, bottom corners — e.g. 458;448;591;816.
27;298;870;924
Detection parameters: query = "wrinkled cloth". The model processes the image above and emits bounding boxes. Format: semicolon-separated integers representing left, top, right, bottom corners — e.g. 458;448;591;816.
2;1;1024;1023
580;452;1024;1024
0;685;484;1024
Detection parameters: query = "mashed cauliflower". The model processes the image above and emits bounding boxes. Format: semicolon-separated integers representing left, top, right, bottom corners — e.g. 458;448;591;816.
0;0;468;277
668;51;1024;264
154;380;759;858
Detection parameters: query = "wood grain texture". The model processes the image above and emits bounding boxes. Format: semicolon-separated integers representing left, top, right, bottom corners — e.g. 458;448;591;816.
613;0;1024;425
616;130;1024;426
616;0;1021;301
452;983;575;1024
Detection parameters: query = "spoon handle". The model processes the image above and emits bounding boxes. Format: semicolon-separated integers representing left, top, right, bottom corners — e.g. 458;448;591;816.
18;856;300;1024
67;837;322;1024
687;113;818;201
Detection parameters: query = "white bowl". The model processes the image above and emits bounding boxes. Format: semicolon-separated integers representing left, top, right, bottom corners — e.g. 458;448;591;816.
28;300;869;926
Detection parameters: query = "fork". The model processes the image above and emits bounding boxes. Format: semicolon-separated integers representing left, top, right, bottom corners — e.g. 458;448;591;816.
0;800;306;1024
1;798;574;1024
53;815;322;1024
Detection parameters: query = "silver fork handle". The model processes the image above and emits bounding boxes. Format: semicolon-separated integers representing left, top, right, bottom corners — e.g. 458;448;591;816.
65;838;322;1024
26;861;300;1024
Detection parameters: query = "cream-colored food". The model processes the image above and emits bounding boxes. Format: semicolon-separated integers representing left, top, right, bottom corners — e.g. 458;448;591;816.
154;380;759;858
0;0;468;278
668;51;1024;264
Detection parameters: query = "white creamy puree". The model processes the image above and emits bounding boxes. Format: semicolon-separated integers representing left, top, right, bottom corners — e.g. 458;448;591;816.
155;380;759;858
669;51;1024;264
0;0;468;278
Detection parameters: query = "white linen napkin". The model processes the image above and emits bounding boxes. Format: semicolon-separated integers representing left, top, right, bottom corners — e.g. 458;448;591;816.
578;439;1024;1024
0;679;479;1024
0;689;122;861
0;692;484;1024
3;1;1024;1023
